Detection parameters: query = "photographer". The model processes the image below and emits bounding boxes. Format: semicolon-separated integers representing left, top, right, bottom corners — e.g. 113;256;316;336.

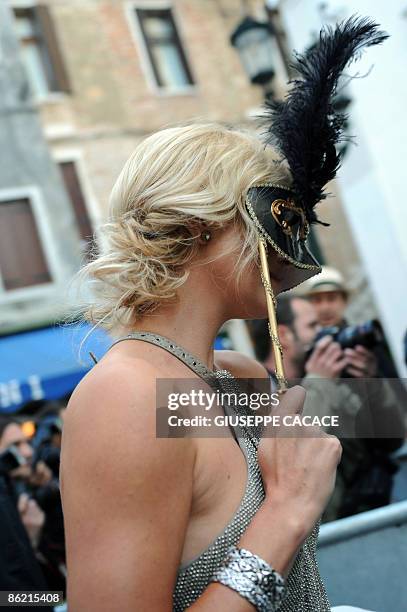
0;416;50;610
0;409;66;596
249;293;405;521
301;266;398;378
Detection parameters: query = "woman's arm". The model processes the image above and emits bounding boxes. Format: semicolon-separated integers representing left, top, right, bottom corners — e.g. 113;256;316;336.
60;362;196;611
189;502;305;611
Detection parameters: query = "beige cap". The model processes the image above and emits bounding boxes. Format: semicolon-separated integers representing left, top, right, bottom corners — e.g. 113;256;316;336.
298;266;348;297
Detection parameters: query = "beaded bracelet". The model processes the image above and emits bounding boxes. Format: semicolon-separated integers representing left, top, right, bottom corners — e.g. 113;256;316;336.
211;546;288;612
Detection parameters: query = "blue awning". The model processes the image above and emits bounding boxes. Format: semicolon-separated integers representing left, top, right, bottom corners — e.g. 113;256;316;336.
0;323;113;413
0;324;230;413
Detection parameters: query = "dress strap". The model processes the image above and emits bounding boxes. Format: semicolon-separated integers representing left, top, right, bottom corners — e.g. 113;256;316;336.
109;330;223;383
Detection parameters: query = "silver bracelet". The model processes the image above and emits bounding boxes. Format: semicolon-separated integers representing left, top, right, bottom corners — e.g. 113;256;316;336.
211;546;288;612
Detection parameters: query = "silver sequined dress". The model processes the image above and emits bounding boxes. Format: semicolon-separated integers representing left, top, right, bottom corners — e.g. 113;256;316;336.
112;331;331;612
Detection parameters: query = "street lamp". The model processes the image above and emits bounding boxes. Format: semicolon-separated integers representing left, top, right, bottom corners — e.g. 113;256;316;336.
230;16;276;86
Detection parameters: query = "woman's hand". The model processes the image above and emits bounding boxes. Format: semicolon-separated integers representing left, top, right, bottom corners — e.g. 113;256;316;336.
258;385;342;534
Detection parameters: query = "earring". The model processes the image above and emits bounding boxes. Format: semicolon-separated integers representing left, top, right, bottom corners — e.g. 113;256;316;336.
200;230;211;242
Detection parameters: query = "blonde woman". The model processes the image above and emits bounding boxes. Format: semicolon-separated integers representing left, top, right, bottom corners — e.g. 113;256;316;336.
60;19;386;612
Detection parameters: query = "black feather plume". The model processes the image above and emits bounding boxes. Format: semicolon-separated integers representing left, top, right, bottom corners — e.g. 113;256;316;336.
263;15;388;225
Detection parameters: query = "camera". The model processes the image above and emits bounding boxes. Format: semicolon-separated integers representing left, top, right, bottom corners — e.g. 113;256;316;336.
305;320;384;376
0;444;26;477
313;319;384;351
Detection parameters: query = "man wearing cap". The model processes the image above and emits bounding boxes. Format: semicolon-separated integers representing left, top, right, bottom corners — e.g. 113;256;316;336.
302;266;348;326
300;266;398;378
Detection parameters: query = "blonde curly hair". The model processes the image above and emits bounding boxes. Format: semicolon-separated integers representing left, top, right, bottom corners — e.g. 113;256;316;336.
75;122;291;334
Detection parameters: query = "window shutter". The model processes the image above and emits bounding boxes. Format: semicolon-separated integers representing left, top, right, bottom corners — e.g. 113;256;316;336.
0;199;51;290
59;161;96;259
59;162;93;242
35;4;71;93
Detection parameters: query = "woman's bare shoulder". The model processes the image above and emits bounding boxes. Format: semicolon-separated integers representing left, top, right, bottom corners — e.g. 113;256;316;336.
214;349;270;379
66;350;158;418
61;349;196;491
63;344;191;456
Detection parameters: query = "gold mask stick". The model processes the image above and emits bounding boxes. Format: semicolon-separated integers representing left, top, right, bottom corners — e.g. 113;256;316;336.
258;237;287;393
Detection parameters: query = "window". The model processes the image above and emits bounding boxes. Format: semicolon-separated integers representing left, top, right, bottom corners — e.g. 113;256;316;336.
0;198;51;290
58;161;95;258
135;8;194;89
13;5;71;97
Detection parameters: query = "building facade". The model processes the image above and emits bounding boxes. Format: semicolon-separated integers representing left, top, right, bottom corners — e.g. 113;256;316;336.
0;1;83;333
1;0;265;335
15;0;266;211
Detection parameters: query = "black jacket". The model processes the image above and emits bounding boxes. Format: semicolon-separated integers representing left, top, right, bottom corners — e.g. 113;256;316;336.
0;475;50;611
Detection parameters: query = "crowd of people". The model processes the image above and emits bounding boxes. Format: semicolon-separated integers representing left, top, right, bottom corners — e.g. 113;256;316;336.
0;399;68;610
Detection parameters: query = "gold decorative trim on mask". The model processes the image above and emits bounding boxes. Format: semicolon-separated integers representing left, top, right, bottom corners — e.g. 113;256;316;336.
259;270;277;309
267;322;283;356
271;198;310;241
252;182;295;191
258;237;288;392
245;196;320;271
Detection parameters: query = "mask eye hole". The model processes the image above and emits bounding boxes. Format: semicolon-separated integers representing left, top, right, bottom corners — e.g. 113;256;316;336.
270;198;309;239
